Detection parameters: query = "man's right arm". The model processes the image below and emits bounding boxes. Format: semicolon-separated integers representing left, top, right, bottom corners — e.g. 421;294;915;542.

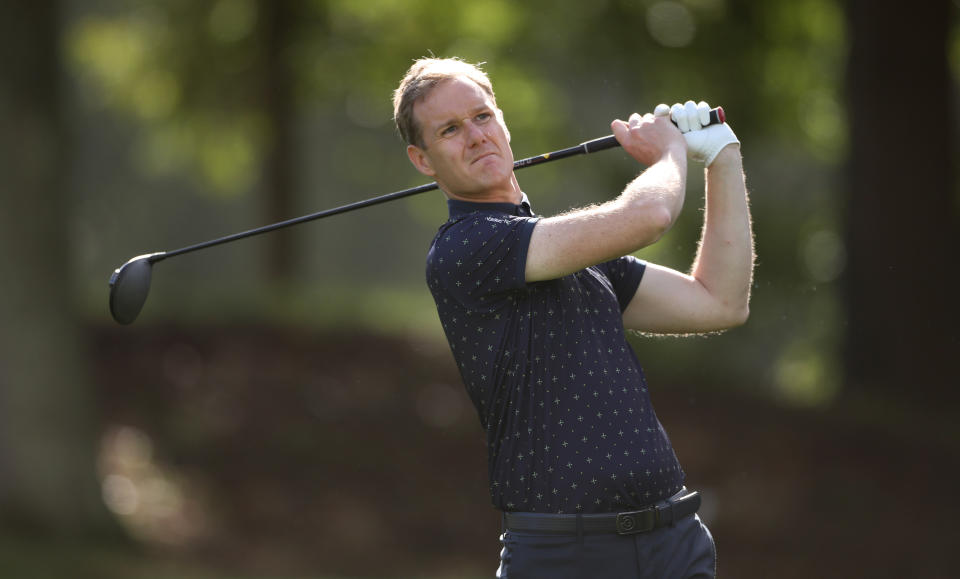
524;113;688;283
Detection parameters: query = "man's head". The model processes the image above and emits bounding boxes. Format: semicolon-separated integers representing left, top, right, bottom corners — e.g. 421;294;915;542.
393;57;497;149
394;57;518;202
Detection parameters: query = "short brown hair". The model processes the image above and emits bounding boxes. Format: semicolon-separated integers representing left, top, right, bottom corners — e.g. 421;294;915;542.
393;57;496;149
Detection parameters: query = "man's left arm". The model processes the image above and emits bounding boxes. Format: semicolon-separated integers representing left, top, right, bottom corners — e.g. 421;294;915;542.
622;142;754;334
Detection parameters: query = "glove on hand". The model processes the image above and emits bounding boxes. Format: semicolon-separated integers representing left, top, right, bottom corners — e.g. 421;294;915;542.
668;100;739;166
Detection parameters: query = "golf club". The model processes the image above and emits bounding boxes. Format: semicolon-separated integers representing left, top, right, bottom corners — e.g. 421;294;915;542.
109;107;725;324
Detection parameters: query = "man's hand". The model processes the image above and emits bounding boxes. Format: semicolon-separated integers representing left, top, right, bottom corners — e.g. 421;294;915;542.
669;100;739;166
610;109;687;167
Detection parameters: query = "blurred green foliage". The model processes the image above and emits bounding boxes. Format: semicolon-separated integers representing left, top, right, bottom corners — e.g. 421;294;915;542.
68;0;847;190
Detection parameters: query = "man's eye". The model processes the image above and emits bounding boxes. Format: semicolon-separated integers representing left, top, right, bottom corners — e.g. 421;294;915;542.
476;112;492;122
441;125;457;136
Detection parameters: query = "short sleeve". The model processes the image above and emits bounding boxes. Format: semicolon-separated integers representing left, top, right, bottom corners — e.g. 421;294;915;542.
595;255;647;312
427;213;539;310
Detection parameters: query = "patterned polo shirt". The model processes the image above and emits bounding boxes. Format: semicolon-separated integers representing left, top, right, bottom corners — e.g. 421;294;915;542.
426;194;684;514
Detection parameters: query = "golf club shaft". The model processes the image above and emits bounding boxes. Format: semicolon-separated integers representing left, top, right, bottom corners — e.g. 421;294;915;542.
150;106;725;263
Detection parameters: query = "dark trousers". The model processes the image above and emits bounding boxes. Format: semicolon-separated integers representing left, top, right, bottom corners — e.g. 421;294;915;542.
496;513;716;579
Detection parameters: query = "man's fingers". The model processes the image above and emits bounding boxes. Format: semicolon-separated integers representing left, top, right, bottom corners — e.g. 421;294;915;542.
696;101;711;127
683;101;701;130
614;107;674;142
671;100;714;132
670;103;688;132
611;118;631;142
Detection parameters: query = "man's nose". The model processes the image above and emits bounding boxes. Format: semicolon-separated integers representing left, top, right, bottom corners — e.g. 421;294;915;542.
464;120;486;144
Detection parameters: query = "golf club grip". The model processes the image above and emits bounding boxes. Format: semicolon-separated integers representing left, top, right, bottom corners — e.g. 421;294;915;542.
580;106;726;153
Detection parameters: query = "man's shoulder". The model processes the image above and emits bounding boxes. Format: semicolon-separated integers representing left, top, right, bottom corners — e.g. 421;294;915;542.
426;210;538;289
431;211;535;247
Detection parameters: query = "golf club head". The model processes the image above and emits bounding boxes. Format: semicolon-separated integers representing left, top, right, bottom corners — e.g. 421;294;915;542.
109;253;163;325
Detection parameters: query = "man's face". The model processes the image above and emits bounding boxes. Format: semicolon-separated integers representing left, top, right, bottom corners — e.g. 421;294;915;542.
406;77;515;201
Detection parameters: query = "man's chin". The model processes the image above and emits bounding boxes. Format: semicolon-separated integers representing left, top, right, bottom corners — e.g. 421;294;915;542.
475;161;514;183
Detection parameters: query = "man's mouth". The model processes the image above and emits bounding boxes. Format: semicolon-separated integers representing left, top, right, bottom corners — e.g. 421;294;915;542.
471;151;498;165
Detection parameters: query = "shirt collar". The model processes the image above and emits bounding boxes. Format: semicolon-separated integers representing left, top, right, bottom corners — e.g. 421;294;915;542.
447;192;535;218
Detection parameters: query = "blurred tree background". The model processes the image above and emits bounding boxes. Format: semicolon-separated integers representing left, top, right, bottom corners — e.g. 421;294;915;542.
1;0;958;577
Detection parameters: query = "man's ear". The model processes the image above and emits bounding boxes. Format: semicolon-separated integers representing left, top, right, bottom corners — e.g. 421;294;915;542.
407;144;436;177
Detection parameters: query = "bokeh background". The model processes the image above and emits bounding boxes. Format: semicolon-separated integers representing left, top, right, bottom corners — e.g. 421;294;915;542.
1;0;959;577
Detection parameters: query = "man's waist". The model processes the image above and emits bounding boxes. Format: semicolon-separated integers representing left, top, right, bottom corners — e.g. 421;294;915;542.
503;487;700;536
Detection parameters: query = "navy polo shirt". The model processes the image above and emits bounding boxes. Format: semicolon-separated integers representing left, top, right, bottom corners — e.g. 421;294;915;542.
426;195;684;514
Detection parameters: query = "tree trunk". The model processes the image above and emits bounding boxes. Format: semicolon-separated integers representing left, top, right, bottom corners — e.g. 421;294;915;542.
260;0;297;280
843;0;959;405
0;1;115;535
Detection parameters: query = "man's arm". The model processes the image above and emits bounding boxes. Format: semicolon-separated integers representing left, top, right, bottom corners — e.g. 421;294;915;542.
622;145;754;333
525;112;688;283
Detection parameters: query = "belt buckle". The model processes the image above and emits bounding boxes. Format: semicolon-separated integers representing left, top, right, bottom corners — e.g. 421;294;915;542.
615;507;658;535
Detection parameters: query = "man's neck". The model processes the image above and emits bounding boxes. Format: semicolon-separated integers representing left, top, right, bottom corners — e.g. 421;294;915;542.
444;174;523;204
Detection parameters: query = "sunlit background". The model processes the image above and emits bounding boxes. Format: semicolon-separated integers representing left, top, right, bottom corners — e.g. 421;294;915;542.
1;0;958;577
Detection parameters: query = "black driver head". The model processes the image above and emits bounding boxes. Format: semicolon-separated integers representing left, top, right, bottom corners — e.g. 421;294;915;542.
109;253;163;325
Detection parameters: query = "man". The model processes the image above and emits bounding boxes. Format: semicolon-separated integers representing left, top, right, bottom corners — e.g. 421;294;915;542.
394;57;753;578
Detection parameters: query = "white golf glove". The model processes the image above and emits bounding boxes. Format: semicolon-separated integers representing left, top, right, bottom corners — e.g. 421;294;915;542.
668;100;739;166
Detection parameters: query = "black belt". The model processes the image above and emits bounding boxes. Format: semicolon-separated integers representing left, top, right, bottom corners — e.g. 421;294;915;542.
504;488;701;536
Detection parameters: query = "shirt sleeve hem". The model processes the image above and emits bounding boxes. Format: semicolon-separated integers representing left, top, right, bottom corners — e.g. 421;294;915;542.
618;259;647;312
514;217;541;287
